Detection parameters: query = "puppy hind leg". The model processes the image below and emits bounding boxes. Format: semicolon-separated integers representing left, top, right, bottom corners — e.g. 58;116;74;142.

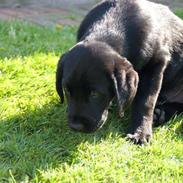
153;102;183;126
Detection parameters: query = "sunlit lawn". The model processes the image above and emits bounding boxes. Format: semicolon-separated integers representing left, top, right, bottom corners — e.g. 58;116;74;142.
0;9;183;182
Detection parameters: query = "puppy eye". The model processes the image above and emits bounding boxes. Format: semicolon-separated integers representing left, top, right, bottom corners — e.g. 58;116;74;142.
90;91;100;99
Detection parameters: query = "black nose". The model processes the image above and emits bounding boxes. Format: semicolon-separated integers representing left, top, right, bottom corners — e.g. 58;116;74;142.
69;121;85;131
68;116;93;133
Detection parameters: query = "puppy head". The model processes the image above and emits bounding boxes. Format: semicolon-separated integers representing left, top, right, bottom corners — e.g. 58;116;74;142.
56;41;138;133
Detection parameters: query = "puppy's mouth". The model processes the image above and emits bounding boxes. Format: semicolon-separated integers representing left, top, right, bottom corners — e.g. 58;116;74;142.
85;109;109;133
96;109;109;130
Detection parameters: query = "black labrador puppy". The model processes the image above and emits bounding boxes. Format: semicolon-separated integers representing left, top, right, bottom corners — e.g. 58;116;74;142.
56;0;183;144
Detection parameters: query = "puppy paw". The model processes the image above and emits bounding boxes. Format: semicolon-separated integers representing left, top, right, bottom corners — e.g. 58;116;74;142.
153;108;166;125
127;127;152;145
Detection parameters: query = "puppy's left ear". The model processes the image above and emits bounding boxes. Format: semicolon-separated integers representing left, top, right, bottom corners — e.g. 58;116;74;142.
56;53;66;103
112;57;139;117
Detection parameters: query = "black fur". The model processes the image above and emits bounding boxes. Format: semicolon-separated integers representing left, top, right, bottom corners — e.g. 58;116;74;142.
56;0;183;144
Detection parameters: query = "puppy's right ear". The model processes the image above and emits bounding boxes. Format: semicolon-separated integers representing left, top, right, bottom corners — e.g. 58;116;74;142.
56;54;66;103
111;56;139;117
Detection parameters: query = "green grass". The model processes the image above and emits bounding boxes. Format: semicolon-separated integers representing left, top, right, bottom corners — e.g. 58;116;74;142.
175;9;183;19
0;17;183;182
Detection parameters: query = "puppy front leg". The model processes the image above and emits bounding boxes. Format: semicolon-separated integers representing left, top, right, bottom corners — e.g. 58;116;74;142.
127;51;170;144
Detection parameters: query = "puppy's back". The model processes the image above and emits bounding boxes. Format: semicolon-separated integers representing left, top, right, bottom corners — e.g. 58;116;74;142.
77;0;183;69
77;0;116;41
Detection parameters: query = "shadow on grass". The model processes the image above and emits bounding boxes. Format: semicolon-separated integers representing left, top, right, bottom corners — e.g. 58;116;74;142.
1;102;183;181
0;100;129;181
1;99;182;181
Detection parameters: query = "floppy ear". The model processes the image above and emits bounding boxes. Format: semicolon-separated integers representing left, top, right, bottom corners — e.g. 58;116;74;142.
112;57;139;117
56;54;66;103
